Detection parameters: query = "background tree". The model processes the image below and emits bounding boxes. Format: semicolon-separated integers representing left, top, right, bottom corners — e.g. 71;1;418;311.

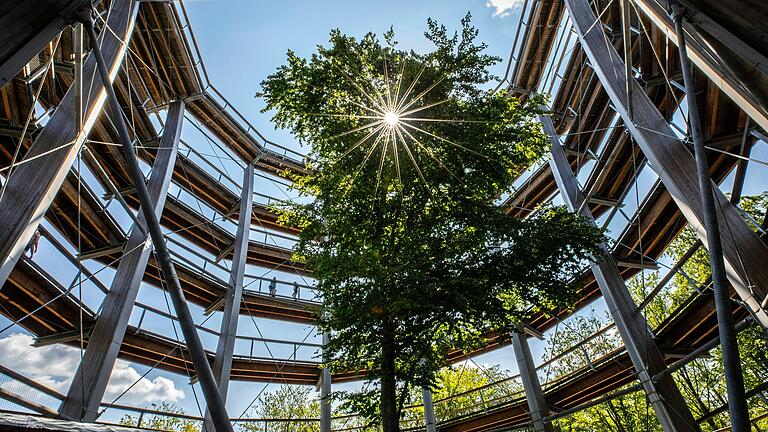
261;15;603;431
118;402;199;432
240;385;320;432
427;363;521;422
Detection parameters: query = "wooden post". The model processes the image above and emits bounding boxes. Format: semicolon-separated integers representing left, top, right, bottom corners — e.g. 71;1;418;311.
320;331;332;432
510;327;553;432
58;101;184;422
202;164;254;432
423;386;437;432
544;114;700;432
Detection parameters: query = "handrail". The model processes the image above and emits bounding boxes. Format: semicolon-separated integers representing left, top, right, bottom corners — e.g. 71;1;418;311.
164;234;320;303
538;323;618;371
168;181;298;252
174;0;307;166
131;301;321;349
0;365;64;401
207;84;307;164
179;138;242;194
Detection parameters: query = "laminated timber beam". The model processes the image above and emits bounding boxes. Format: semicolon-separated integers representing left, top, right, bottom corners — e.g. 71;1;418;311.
203;164;254;432
544;114;699;432
58;101;184;422
511;326;553;432
0;0;138;287
0;0;87;87
564;0;768;328
320;332;332;432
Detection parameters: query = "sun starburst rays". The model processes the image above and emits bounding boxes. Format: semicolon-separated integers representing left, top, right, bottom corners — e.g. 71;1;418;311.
320;53;493;200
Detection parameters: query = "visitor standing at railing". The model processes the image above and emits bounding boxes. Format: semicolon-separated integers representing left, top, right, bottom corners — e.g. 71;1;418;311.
269;277;277;297
293;281;299;300
24;229;42;258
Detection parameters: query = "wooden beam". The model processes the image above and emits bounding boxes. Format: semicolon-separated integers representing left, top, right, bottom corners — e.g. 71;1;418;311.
33;326;92;347
588;195;623;208
544;114;699;432
615;258;660;270
511;326;554;432
675;0;768;77
203;294;226;316
0;0;138;287
203;164;254;432
565;0;768;328
76;243;125;261
58;101;183;422
633;0;768;132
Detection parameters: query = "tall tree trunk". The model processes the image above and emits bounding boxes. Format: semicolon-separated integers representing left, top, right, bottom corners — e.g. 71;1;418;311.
381;316;398;432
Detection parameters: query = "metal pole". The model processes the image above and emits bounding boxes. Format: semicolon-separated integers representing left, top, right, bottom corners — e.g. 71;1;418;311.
320;331;332;432
77;8;233;432
670;4;750;431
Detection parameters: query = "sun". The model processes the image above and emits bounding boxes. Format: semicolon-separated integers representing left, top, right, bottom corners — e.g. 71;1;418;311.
383;111;399;126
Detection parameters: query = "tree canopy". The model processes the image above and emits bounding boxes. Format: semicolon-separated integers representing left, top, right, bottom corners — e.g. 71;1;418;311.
261;15;603;430
241;385;320;432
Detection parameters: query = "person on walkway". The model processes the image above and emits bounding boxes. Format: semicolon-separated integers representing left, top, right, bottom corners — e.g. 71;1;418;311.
268;277;277;297
292;281;300;300
25;229;42;258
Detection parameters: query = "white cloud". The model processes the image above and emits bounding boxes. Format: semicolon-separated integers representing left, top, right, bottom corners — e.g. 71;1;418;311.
486;0;525;17
0;333;184;406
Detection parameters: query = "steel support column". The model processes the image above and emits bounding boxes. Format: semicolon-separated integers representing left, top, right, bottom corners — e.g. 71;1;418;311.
58;101;184;421
0;0;137;288
563;0;768;328
320;331;332;432
78;10;233;432
543;114;699;431
202;164;254;432
510;327;553;432
671;5;750;429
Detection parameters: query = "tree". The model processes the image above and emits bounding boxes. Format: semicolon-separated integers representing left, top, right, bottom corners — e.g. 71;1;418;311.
118;402;199;432
240;385;320;432
429;363;521;422
261;15;604;431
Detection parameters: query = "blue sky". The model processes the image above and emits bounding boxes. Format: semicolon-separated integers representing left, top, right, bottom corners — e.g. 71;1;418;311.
184;0;527;154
